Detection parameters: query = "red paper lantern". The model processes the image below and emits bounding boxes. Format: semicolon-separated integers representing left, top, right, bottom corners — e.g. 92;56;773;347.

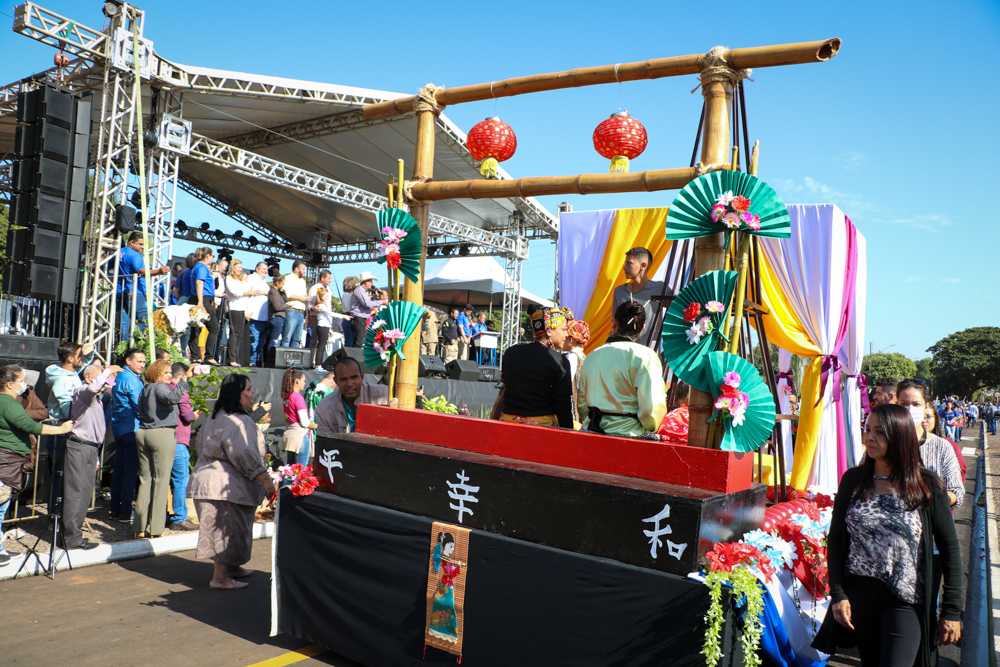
467;117;517;179
593;110;648;174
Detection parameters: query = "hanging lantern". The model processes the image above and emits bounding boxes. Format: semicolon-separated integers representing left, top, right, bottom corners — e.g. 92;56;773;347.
467;117;517;179
593;110;648;174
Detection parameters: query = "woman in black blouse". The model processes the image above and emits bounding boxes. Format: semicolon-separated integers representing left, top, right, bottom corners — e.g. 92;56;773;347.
813;404;961;667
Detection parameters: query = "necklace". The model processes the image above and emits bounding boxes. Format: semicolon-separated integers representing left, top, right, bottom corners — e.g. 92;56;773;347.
873;475;894;481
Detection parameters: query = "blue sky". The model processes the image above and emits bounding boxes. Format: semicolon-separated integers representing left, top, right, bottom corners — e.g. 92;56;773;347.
2;0;998;360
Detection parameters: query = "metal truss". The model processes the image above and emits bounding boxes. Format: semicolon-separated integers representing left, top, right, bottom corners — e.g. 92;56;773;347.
76;5;144;361
0;60;104;119
0;157;12;202
500;211;528;368
144;87;182;307
222;108;399;152
176;173;288;246
12;2;109;62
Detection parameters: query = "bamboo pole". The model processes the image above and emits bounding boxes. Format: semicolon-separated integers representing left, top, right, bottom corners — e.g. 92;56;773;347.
408;166;721;202
687;55;735;450
364;39;840;120
394;94;438;409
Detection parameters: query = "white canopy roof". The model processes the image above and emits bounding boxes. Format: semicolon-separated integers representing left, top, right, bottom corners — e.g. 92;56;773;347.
423;257;553;309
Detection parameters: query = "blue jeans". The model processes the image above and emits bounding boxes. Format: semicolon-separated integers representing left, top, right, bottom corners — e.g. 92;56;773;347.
0;496;10;553
170;443;189;523
287;434;311;466
990;417;997;435
267;316;284;357
118;293;148;338
281;310;305;348
109;432;139;518
248;320;269;367
342;318;353;348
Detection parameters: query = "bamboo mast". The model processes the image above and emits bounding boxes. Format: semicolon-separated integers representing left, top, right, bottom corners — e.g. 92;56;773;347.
394;86;441;409
364;39;840;120
687;47;743;450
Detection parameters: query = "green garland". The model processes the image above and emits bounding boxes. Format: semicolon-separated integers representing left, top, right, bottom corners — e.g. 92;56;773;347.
701;567;765;667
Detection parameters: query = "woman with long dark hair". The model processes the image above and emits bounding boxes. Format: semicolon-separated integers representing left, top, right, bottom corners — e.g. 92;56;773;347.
813;404;962;666
188;374;274;590
576;301;667;437
922;404;967;483
896;379;964;507
280;369;315;465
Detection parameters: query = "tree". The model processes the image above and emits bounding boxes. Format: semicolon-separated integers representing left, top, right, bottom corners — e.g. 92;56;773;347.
914;357;934;394
862;352;917;384
927;327;1000;398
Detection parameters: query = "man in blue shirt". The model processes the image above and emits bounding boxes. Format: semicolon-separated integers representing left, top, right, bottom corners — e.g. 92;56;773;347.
117;232;169;338
109;347;146;523
456;304;473;360
168;262;185;306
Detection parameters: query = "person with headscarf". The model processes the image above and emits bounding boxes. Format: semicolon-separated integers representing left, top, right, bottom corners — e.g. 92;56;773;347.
561;318;590;428
577;301;667;437
496;307;573;428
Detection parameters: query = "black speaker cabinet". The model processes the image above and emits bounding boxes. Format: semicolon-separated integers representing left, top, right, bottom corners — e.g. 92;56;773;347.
418;354;447;377
446;359;482;382
479;365;500;382
268;346;310;369
0;335;59;361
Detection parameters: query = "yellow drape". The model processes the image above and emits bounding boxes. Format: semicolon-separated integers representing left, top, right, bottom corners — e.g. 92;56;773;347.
581;208;673;354
754;251;825;489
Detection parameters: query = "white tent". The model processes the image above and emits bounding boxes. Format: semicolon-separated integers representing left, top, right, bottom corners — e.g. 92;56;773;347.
423;257;554;310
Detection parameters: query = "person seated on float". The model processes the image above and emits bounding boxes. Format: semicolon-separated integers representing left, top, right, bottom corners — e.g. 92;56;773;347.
496;307;573;428
656;380;690;444
577;301;667;437
315;358;390;435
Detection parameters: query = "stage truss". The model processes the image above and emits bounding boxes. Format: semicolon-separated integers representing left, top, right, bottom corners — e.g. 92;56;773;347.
1;1;554;361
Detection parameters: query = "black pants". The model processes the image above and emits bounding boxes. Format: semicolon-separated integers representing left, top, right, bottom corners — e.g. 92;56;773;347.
844;575;922;667
61;438;99;549
311;324;330;367
187;297;220;361
351;317;367;349
228;311;249;366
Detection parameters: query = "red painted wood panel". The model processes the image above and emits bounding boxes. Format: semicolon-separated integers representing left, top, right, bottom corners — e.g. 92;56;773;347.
355;405;753;493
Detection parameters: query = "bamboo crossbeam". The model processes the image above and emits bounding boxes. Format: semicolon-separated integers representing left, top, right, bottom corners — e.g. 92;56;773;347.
364;39;840;120
407;166;710;201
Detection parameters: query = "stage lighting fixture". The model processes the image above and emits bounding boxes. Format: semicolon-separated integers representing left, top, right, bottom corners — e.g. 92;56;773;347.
248;236;258;246
200;222;210;230
442;245;455;256
459;244;471;256
269;237;278;245
297;242;307;250
233;230;243;238
213;230;225;241
102;1;122;18
175;220;187;232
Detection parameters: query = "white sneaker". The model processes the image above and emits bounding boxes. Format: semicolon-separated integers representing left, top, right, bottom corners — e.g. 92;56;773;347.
3;528;25;540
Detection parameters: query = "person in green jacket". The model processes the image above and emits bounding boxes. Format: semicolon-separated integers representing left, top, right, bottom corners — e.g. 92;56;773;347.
0;365;73;566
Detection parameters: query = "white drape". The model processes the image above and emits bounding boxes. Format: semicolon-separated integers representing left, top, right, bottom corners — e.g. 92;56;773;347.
557;210;617;316
839;232;867;468
759;204;848;492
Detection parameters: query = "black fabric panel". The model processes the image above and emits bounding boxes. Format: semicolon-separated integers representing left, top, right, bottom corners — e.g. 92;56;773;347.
277;492;724;667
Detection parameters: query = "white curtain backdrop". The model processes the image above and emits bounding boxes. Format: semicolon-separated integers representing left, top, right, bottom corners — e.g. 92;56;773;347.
557;210;617;316
759;204;848;492
839;231;867;468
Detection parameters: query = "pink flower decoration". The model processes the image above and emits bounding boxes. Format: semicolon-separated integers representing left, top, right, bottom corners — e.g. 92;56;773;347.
746;213;761;231
722;212;742;229
705;300;724;313
724;371;742;388
710;204;727;222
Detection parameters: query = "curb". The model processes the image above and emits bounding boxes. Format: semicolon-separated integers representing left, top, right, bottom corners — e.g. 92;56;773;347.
0;521;275;581
983;427;1000;666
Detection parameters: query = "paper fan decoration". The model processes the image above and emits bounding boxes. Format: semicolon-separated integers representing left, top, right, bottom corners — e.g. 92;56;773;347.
666;171;791;240
706;351;777;453
363;300;426;370
660;270;738;393
375;208;423;283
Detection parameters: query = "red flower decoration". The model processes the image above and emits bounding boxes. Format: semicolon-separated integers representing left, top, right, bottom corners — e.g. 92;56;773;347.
812;493;834;509
731;195;751;212
705;542;736;572
803;502;821;522
683;302;702;323
386;249;401;271
721;384;740;399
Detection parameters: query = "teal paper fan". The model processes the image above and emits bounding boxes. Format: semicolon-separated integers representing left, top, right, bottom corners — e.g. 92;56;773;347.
375;208;423;284
705;351;777;453
666;171;791;240
660;270;738;393
362;300;426;370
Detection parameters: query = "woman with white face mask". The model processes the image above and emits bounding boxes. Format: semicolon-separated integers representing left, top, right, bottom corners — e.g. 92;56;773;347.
896;379;963;508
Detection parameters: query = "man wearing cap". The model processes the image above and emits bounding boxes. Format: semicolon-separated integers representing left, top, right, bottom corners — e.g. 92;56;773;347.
456;304;474;361
349;271;388;348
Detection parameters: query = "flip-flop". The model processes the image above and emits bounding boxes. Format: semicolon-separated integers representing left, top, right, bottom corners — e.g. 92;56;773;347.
229;568;254;578
209;579;249;590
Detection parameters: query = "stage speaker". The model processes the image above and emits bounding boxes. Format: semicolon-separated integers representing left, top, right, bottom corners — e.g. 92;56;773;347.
0;335;59;361
115;204;137;232
324;346;381;374
418;354;447;377
268;346;310;369
446;359;482;382
479;365;500;383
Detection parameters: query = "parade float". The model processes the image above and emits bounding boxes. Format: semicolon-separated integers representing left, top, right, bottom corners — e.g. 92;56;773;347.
264;37;865;667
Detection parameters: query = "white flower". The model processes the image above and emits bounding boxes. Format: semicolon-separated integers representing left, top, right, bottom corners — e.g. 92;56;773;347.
716;190;734;206
685;324;704;345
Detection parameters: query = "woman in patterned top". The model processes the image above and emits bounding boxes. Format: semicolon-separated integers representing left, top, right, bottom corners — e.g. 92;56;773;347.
813;404;962;667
